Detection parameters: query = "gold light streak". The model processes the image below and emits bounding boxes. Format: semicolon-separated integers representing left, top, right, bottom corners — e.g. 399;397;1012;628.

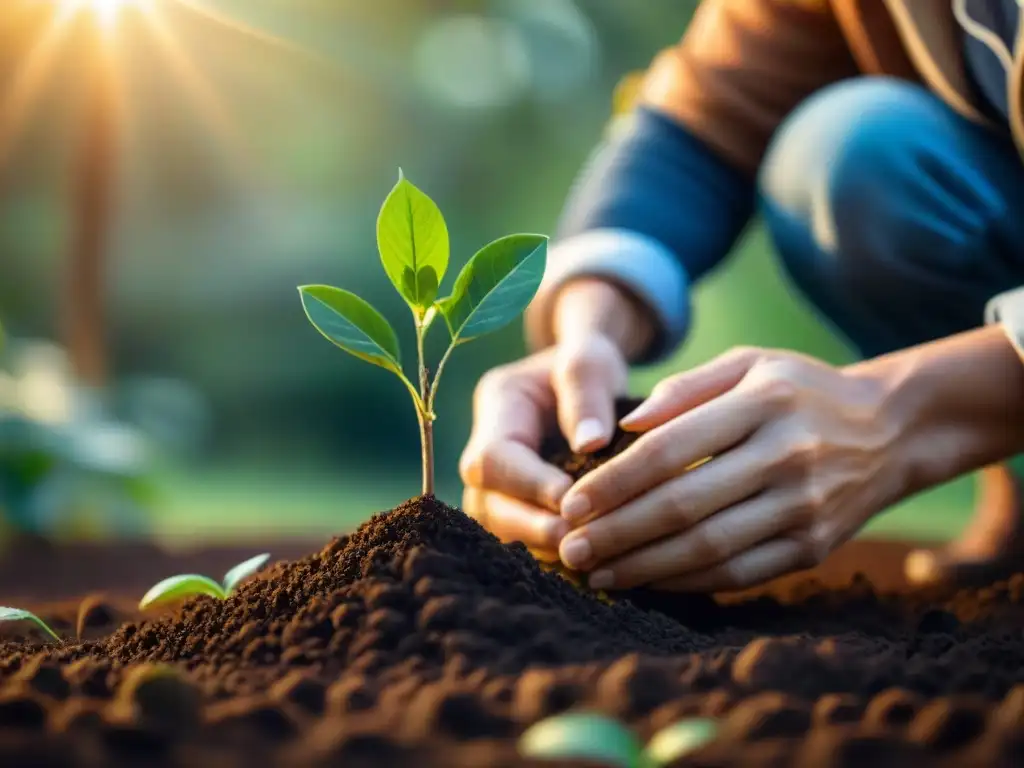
0;0;331;177
0;4;81;170
58;0;143;29
137;4;258;184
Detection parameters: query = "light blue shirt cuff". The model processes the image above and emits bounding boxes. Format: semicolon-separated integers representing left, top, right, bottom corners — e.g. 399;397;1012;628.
524;228;690;364
986;286;1024;360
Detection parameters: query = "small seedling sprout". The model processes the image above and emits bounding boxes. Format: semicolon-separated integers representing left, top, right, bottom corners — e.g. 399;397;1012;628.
518;711;643;767
518;712;720;767
640;718;718;766
299;170;547;496
139;553;271;610
0;607;62;643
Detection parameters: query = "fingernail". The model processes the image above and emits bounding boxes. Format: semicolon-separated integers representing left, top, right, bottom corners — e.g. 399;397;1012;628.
619;402;653;430
560;537;592;569
544;477;573;508
547;518;571;547
561;492;591;523
904;550;941;585
573;418;607;453
588;570;614;589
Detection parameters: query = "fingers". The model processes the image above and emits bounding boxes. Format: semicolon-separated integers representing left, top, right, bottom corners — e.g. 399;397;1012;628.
460;440;573;512
619;347;764;431
551;336;627;453
468;361;552;450
578;491;808;590
649;536;811;594
462;356;573;512
559;387;770;523
557;443;773;569
463;487;569;553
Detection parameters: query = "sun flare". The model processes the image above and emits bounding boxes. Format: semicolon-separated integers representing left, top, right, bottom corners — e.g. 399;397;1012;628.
3;0;341;179
59;0;146;28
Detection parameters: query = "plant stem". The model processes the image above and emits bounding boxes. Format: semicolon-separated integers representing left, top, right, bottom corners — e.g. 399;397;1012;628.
427;340;458;412
418;413;434;498
416;320;434;497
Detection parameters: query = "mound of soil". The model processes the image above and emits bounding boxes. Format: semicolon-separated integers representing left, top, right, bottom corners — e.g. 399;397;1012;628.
1;400;1023;766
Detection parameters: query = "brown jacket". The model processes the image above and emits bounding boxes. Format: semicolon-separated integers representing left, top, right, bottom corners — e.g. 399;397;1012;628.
638;0;1024;176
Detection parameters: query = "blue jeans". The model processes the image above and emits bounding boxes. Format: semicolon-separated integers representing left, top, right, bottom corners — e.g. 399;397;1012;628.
758;77;1024;359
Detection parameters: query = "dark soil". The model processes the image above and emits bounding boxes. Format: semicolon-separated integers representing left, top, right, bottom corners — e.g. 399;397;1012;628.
2;399;1024;766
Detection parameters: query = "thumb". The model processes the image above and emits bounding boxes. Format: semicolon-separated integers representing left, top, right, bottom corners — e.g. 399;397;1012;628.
551;336;626;454
619;346;763;432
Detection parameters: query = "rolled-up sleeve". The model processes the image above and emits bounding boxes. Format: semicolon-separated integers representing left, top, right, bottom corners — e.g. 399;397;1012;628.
986;287;1024;359
525;105;756;364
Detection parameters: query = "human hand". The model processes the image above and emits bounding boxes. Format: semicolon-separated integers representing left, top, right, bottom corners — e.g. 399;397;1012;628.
460;333;629;560
555;346;910;591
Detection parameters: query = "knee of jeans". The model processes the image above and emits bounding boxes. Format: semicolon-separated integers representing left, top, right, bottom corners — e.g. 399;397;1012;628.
760;77;998;295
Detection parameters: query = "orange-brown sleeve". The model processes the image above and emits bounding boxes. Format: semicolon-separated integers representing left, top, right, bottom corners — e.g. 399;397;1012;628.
639;0;861;176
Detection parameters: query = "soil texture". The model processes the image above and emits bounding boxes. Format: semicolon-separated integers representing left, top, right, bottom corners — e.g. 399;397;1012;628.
1;399;1023;766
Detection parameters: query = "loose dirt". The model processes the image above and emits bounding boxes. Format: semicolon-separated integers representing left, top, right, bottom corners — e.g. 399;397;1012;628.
1;400;1023;766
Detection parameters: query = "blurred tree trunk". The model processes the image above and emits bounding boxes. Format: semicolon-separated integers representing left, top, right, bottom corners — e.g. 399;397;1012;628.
66;35;118;387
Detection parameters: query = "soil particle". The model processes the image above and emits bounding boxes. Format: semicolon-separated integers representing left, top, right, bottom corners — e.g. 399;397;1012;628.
1;398;1024;764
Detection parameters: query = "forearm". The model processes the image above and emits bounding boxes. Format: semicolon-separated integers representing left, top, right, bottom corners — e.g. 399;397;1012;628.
851;326;1024;496
549;278;656;362
526;106;755;364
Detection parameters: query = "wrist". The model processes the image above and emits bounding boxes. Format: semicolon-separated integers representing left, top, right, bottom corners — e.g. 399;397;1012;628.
551;278;656;362
846;326;1024;496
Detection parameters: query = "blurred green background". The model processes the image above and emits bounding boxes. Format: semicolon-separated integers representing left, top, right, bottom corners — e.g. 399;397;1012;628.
0;0;974;546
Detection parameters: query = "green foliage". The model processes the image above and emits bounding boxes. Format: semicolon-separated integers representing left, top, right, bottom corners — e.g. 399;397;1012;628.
139;553;270;610
437;233;547;343
0;607;61;643
299;286;402;375
298;170;547;496
377;169;449;313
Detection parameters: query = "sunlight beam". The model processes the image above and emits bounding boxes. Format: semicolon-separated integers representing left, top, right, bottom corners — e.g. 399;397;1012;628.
168;0;355;86
138;5;267;187
58;0;145;30
0;4;81;170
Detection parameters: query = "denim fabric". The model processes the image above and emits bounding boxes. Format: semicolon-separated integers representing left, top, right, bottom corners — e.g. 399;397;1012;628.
759;77;1024;358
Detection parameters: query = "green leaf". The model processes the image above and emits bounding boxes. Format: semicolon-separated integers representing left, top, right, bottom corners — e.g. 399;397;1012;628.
139;575;227;610
299;285;402;374
401;266;439;309
641;719;718;766
377;171;449;310
437;234;547;343
222;553;271;593
518;712;642;768
0;607;61;643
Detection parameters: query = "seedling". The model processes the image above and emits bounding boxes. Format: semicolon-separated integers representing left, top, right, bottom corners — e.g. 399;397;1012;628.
518;712;719;767
299;170;547;496
641;718;718;766
0;607;62;643
138;553;271;610
518;711;642;767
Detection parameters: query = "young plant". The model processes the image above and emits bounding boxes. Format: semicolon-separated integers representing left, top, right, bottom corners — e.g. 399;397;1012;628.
138;553;271;610
298;170;547;496
0;607;62;643
518;712;719;768
518;712;643;768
